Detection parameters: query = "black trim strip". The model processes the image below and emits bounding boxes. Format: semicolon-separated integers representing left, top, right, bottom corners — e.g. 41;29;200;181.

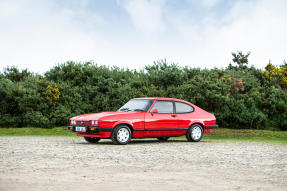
97;127;113;132
68;126;112;132
205;125;219;129
133;135;182;139
134;128;188;131
68;125;219;132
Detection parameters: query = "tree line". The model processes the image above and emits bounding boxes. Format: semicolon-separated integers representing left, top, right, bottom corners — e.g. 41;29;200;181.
0;52;286;130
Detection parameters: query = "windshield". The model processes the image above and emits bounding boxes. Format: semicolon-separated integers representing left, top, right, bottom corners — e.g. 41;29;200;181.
118;99;153;112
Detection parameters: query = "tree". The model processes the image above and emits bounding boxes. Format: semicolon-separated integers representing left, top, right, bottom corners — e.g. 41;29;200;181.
232;51;251;69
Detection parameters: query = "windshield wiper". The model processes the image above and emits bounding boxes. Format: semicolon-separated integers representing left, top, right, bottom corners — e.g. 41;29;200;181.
134;109;144;112
120;108;131;111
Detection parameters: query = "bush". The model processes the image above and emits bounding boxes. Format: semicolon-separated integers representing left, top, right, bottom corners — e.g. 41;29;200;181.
0;59;286;130
23;111;52;128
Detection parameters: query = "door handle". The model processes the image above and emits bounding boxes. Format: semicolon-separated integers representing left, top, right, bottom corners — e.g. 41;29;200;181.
171;114;177;117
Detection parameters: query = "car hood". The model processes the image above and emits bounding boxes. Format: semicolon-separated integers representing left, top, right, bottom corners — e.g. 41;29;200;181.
70;111;140;121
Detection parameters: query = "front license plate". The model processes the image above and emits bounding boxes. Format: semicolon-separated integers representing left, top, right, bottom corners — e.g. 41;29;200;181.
75;126;86;132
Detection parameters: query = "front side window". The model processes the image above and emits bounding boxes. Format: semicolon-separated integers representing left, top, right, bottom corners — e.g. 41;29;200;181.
175;102;194;113
150;101;174;114
118;99;153;112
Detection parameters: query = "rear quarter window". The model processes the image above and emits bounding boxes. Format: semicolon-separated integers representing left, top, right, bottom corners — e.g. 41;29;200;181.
175;102;194;113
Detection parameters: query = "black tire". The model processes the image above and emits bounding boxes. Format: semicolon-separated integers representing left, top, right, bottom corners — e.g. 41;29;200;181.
186;124;203;142
84;137;101;143
111;125;132;145
157;137;170;141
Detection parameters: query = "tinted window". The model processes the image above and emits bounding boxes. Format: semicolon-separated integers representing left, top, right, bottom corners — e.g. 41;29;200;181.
151;101;173;114
175;102;194;113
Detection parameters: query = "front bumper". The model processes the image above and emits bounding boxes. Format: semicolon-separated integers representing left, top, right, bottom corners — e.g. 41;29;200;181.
205;125;219;129
67;126;112;133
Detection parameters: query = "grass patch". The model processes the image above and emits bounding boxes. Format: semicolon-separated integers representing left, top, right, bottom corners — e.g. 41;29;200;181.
0;127;286;144
202;128;287;143
0;126;76;137
169;128;287;144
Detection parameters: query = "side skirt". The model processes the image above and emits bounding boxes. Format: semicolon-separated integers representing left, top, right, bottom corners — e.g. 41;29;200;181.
131;136;182;139
133;128;188;131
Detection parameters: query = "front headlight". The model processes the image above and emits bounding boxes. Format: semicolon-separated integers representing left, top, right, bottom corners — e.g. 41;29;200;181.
91;120;98;126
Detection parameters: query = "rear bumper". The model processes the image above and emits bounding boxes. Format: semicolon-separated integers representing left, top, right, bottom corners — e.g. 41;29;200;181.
205;125;219;129
67;126;112;133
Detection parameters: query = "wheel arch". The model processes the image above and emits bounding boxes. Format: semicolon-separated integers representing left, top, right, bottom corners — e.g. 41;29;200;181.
113;123;134;135
188;122;205;132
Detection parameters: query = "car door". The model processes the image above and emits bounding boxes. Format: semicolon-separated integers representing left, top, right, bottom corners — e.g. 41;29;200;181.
174;101;195;129
144;100;178;137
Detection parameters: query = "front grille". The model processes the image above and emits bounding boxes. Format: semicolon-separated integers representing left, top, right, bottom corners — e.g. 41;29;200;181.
75;121;90;126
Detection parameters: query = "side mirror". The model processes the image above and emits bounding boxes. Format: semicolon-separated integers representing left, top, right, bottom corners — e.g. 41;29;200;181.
151;109;158;113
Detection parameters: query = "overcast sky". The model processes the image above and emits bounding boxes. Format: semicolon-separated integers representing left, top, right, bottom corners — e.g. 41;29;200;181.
0;0;286;73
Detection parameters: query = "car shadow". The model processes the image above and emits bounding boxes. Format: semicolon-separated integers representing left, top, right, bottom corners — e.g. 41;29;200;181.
76;139;212;145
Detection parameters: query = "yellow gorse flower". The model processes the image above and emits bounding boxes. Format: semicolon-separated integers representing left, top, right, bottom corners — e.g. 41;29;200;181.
45;84;60;103
262;62;287;88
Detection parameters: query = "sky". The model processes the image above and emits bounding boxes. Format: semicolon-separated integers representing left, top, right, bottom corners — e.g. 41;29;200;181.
0;0;286;73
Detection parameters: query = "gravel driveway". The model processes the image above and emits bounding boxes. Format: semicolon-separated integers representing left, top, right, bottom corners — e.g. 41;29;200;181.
0;137;287;191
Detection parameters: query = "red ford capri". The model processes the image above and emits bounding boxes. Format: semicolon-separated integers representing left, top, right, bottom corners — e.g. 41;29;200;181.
68;97;218;145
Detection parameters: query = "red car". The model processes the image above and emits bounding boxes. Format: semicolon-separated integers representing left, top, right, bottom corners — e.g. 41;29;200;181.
68;97;218;145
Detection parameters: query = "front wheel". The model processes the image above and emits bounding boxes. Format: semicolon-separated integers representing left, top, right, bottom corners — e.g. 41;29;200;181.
186;124;203;142
84;137;101;143
111;125;132;145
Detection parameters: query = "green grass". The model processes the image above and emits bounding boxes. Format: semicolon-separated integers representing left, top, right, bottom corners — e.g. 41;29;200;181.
0;126;76;137
170;128;287;144
0;127;286;144
202;128;287;144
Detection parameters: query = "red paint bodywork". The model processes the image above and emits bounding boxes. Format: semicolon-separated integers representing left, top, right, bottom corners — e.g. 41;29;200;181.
69;97;217;139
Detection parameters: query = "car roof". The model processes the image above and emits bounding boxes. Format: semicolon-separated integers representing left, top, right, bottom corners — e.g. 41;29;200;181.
134;97;189;103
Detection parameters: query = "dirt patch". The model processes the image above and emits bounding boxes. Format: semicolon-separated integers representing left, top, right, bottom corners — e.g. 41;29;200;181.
0;137;287;191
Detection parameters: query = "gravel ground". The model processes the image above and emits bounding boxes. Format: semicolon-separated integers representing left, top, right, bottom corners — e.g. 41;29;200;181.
0;137;287;191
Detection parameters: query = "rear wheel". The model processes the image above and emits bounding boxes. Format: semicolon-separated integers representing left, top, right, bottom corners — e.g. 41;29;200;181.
186;124;203;142
111;125;132;145
84;137;101;143
157;137;169;141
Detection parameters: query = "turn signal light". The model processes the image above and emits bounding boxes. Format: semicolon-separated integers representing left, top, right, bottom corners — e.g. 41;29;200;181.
90;128;95;130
